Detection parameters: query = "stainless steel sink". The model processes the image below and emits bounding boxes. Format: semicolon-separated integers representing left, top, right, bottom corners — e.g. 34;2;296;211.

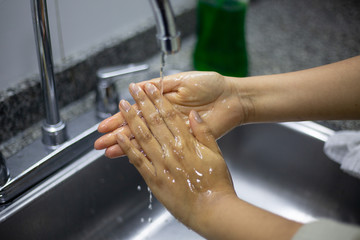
1;121;359;239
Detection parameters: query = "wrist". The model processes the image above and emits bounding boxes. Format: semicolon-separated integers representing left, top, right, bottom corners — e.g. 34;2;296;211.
226;76;257;125
189;191;239;239
191;191;302;240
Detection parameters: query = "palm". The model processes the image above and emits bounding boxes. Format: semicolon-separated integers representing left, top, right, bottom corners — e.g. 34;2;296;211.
157;71;231;138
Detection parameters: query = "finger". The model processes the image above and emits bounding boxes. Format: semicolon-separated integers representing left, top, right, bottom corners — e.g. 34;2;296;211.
129;83;175;147
189;110;220;153
105;144;124;158
105;138;141;159
144;83;192;139
97;104;141;133
116;133;155;177
119;99;164;166
94;125;133;150
97;112;124;133
94;114;147;150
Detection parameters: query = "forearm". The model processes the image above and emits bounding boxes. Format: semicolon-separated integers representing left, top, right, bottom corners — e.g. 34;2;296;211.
193;195;302;240
230;56;360;124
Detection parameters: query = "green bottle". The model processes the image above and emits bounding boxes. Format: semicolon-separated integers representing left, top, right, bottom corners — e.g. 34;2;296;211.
193;0;249;77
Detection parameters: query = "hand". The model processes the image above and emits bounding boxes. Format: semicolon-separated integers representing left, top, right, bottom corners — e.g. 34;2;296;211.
95;71;248;158
116;82;236;229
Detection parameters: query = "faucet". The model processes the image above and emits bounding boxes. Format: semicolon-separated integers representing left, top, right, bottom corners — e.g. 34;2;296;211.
0;0;181;203
31;0;67;149
32;0;180;148
95;0;181;118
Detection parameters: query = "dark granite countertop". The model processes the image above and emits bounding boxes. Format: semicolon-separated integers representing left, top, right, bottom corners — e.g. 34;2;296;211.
1;0;359;158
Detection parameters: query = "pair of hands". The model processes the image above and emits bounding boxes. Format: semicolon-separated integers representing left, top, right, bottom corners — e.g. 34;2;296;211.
95;71;245;158
94;71;242;229
94;71;304;239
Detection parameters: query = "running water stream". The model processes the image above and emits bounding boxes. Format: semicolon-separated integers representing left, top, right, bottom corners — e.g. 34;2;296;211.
137;53;166;224
159;52;166;97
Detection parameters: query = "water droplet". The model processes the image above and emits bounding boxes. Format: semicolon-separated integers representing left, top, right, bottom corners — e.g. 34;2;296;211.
186;179;195;192
141;218;145;223
194;169;203;177
147;186;153;211
148;217;153;223
195;145;203;159
147;187;152;202
137;185;142;191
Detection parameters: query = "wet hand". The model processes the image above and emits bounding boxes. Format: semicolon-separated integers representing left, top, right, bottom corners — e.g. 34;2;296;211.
94;71;247;158
115;82;236;228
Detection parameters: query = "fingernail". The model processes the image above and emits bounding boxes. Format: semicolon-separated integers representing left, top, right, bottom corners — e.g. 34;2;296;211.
120;100;131;112
130;83;142;95
117;133;126;143
192;110;202;123
145;83;157;94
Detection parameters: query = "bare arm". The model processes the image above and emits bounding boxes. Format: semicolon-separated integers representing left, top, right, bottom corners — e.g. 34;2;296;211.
231;56;360;124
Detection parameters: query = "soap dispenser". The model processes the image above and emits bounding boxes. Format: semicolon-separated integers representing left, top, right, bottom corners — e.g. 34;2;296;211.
193;0;249;77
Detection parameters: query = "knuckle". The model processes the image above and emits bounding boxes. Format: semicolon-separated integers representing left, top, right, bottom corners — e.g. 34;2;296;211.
148;111;163;126
121;142;132;153
130;139;141;149
154;177;164;187
163;109;177;121
170;143;185;161
134;127;153;143
200;125;212;136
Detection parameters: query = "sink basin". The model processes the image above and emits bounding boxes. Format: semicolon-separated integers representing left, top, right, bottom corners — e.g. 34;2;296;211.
0;121;359;239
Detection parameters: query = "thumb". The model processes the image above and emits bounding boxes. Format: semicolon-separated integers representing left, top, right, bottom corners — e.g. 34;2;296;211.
189;110;220;153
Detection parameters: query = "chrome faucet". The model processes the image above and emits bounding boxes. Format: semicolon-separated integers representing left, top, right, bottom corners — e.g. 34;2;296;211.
149;0;181;54
96;0;181;118
31;0;67;149
0;0;181;203
31;0;180;148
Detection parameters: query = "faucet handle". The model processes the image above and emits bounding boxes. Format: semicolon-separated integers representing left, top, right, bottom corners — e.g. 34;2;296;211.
95;64;149;119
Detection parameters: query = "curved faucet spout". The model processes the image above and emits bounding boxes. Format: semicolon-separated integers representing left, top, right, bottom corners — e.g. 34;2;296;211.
149;0;181;54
